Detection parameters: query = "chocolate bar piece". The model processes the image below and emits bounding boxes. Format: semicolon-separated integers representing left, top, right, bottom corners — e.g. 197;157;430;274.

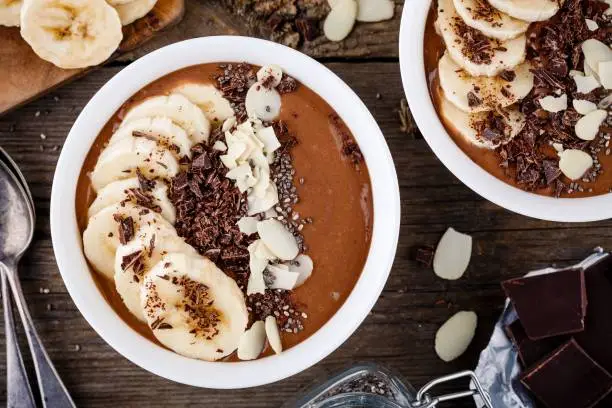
521;339;612;408
505;320;566;367
502;269;587;340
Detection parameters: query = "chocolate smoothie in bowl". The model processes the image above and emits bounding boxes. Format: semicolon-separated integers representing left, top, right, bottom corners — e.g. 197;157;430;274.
75;62;373;362
426;0;612;197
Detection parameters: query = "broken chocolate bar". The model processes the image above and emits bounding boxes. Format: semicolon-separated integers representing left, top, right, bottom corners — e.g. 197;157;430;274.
521;339;612;408
502;269;587;340
505;320;566;368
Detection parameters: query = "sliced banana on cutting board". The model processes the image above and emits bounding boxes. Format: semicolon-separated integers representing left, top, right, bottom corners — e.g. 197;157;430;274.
110;116;193;159
87;176;176;224
0;0;22;27
452;0;529;40
141;253;249;361
114;226;196;322
439;97;525;149
20;0;123;69
123;93;211;144
437;0;526;77
111;0;157;26
486;0;562;22
438;52;534;113
90;135;180;192
175;83;235;124
83;202;173;279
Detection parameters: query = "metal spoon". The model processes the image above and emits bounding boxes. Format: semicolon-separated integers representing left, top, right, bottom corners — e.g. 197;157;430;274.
0;147;33;210
0;159;76;408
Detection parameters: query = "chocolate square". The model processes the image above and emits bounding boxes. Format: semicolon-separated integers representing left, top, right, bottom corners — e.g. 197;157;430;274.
521;339;612;408
505;320;566;368
502;269;587;340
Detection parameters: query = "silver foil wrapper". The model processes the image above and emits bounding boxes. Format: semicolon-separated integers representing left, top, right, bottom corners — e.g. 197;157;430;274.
472;248;610;408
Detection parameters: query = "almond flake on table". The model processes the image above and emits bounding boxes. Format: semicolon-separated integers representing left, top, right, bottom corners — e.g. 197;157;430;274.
435;311;478;362
539;94;567;113
558;149;594;181
324;0;357;42
572;99;597;115
356;0;395;22
575;109;607;141
433;227;472;281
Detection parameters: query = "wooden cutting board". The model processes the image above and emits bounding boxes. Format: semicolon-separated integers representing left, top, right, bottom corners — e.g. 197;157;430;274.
0;0;185;116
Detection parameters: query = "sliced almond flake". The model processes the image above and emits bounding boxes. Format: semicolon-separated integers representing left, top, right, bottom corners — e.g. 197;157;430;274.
558;149;594;180
356;0;395;22
599;94;612;109
247;184;279;215
256;126;281;154
574;74;601;94
257;65;283;88
226;162;252;181
247;241;268;295
324;0;357;42
222;116;237;132
254;240;277;261
433;227;472;281
584;62;600;81
575;109;607;141
435;311;478;362
212;140;227;151
552;142;564;153
289;254;314;287
599;60;612;89
538;94;567;113
586;19;599;31
572;99;598;115
237;216;258;235
265;316;283;354
569;70;584;77
257;219;299;261
267;264;300;290
582;39;612;77
237;321;266;361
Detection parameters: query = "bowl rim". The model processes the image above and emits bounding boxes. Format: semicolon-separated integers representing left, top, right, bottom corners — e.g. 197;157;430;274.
50;36;401;389
399;0;612;222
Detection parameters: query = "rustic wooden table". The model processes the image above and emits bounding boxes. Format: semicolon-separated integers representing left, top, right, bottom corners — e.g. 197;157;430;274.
0;1;609;407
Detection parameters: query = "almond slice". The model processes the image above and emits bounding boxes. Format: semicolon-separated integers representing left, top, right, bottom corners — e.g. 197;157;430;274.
290;254;313;287
257;219;299;261
257;65;283;88
212;140;227;151
356;0;394;22
256;126;281;154
268;264;300;290
324;0;357;42
247;241;268;295
265;316;283;354
435;311;478;362
237;216;258;235
433;227;472;281
575;109;607;141
574;74;601;94
585;19;599;31
237;321;266;360
572;99;598;115
539;94;567;113
582;39;612;77
599;60;612;89
558;149;593;180
245;82;281;121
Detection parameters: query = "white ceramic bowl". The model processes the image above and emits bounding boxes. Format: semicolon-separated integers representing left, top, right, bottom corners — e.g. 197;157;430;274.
399;0;612;222
50;36;400;388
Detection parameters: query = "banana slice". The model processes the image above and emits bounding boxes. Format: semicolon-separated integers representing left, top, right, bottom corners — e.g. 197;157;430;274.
112;0;157;26
20;0;123;69
453;0;529;40
141;253;249;361
438;52;534;113
123;94;210;144
437;0;526;77
83;202;172;279
439;96;525;149
174;83;235;124
114;226;196;322
486;0;562;22
0;0;21;27
87;177;176;224
110;117;193;159
90;135;180;192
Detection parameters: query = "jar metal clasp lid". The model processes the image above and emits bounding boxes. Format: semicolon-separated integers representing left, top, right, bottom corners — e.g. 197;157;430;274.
412;370;493;408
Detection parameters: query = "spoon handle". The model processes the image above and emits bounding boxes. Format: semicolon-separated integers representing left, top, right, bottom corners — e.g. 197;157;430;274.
1;264;37;408
3;262;76;408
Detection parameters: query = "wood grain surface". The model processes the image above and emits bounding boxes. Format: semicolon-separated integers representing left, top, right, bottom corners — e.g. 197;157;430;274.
0;0;185;116
0;1;608;407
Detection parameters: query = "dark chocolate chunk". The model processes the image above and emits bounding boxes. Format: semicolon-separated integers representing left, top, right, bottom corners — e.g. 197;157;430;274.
499;70;516;82
412;245;435;267
521;339;612;408
467;91;482;107
502;268;587;340
505;319;566;367
114;215;135;245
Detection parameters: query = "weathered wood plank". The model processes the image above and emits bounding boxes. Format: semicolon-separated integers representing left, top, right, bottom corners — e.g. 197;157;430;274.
0;62;609;407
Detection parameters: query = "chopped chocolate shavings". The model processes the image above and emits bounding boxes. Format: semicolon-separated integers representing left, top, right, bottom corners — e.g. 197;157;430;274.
452;16;502;65
413;245;435;267
126;188;161;213
121;249;144;275
277;75;299;94
137;169;155;192
467;91;482;108
500;70;516;82
114;215;135;245
215;63;257;122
